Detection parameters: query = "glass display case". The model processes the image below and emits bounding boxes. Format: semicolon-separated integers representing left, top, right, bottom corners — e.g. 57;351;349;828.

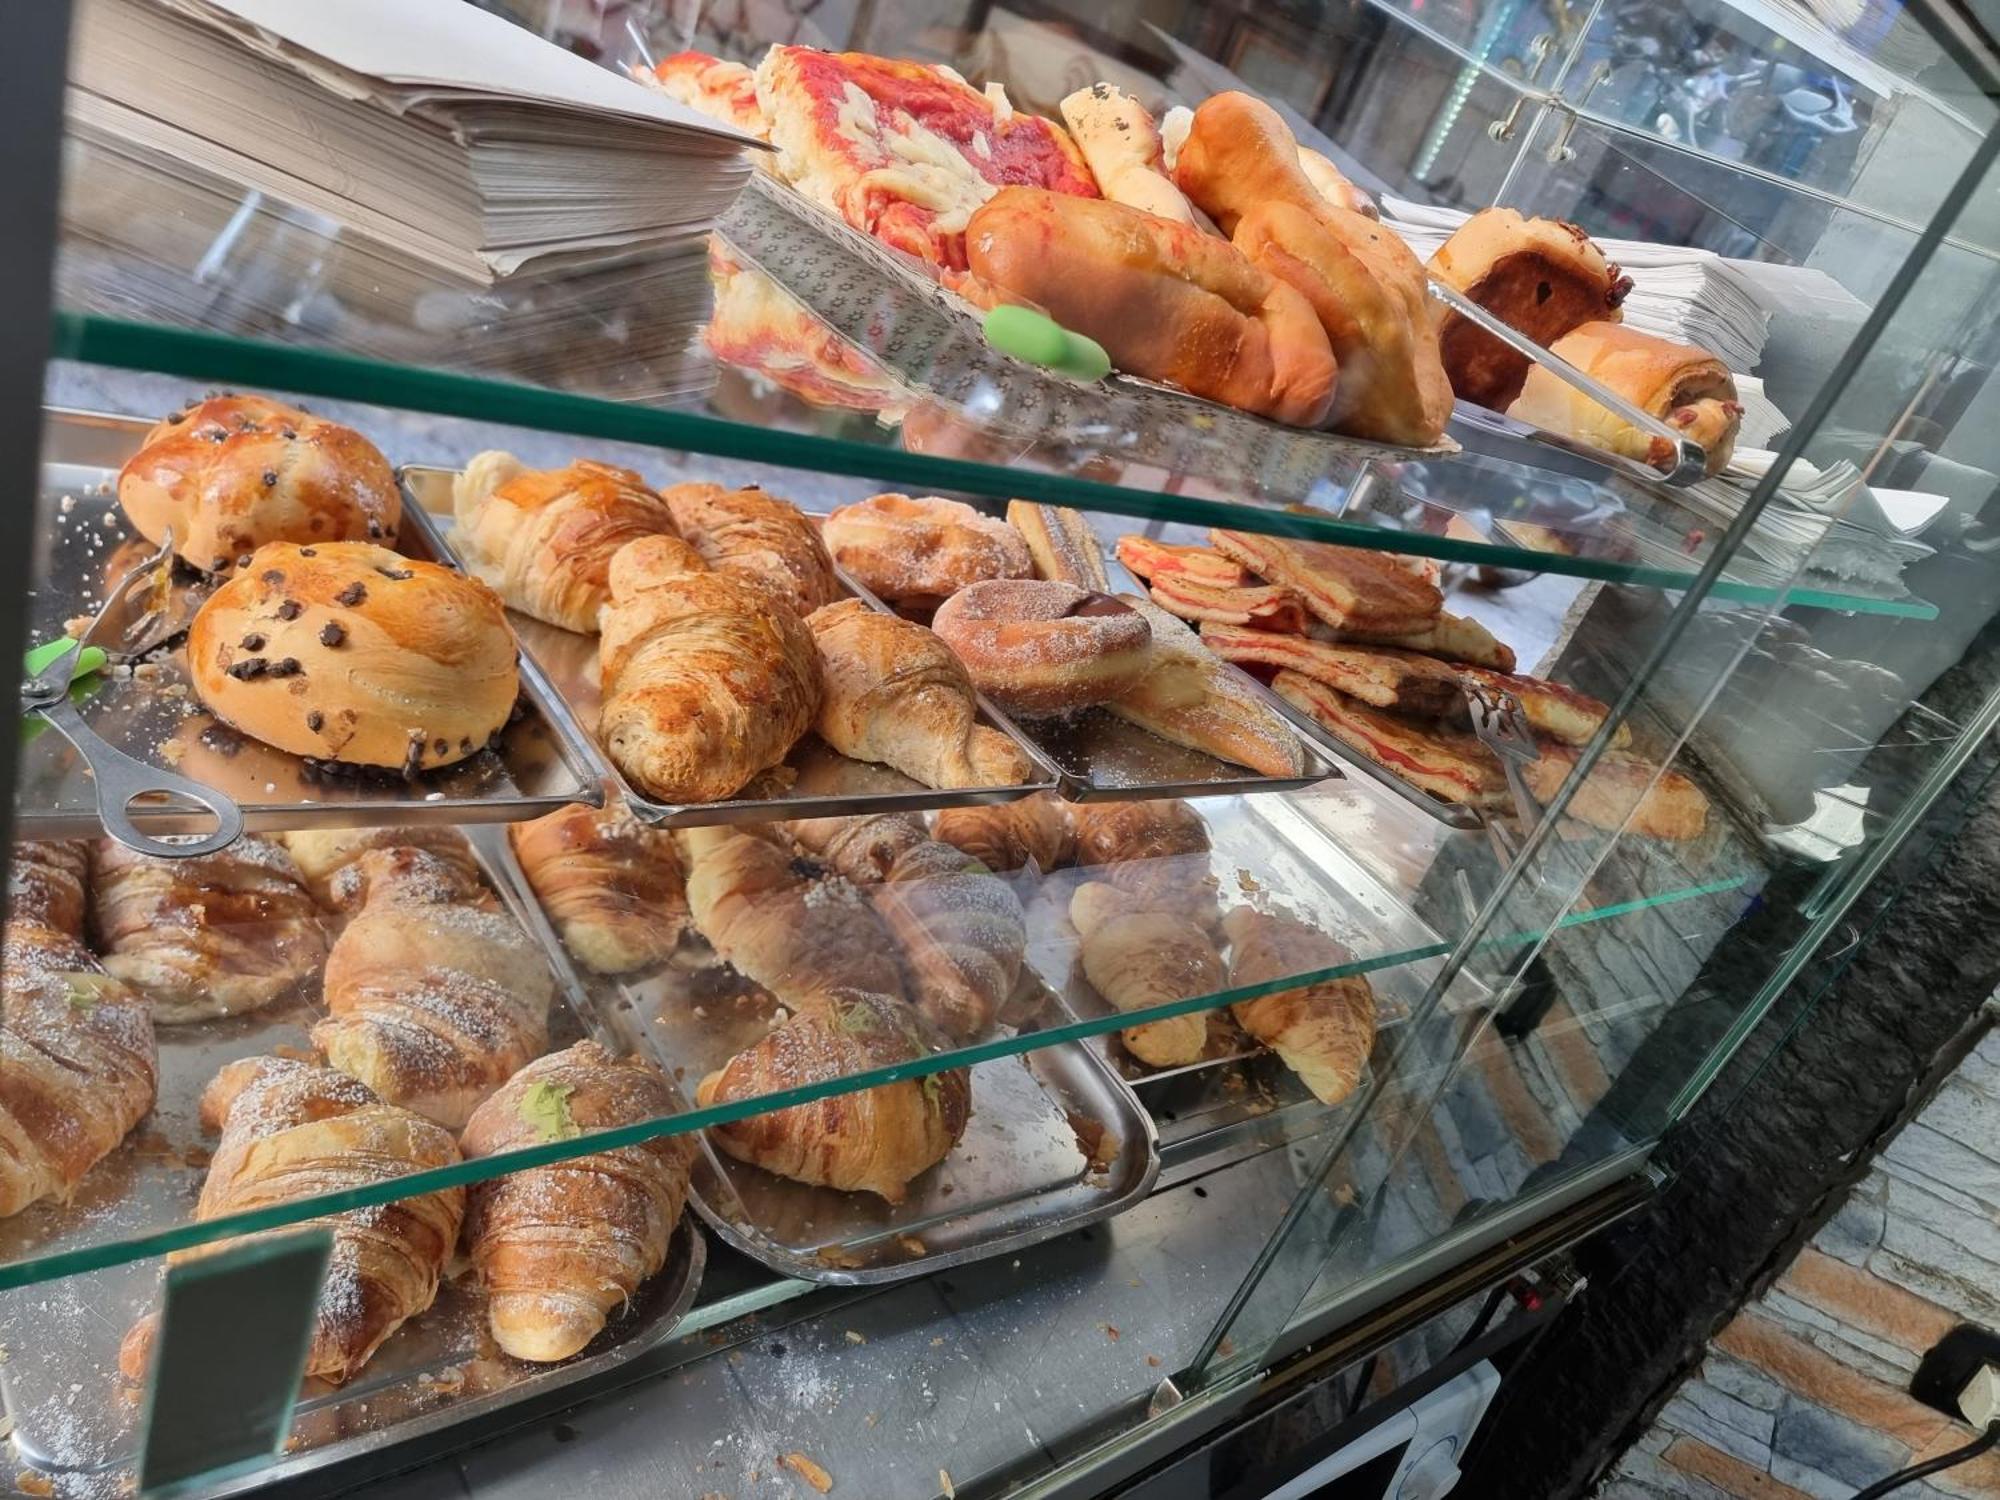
5;0;1998;1495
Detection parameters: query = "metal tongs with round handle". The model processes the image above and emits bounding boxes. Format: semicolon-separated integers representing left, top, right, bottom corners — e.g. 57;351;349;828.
19;531;243;857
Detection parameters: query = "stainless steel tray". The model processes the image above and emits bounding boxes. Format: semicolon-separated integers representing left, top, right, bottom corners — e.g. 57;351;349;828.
0;825;705;1498
399;464;1060;829
14;409;604;840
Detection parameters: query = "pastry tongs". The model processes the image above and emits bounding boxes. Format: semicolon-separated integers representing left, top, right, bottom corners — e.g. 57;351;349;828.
20;532;243;857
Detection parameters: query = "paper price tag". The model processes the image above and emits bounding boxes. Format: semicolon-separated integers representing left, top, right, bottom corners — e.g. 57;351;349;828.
136;1229;332;1497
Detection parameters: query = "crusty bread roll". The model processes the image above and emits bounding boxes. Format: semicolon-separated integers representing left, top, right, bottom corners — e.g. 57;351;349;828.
186;540;519;771
965;187;1338;428
1058;84;1195;225
1508;321;1741;476
1428;208;1632;410
117;395;401;573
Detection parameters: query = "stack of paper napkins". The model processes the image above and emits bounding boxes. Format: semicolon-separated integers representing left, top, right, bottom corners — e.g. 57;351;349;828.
68;0;757;285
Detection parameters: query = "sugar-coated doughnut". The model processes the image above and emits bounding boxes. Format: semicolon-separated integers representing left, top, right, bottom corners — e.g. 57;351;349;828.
931;579;1152;719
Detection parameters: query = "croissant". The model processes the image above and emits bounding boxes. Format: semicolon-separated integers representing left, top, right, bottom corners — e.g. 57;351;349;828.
778;811;929;885
872;839;1026;1040
90;837;325;1023
451;451;679;631
679;825;905;1007
280;827;485;911
510;801;688;974
461;1041;693;1362
1;909;157;1217
806;598;1032;790
932;794;1074;874
598;535;822;804
6;838;88;934
1070;799;1221;932
315;892;553;1129
1223;907;1376;1105
697;989;970;1203
1068;882;1219;1068
662;481;840;613
118;1057;463;1386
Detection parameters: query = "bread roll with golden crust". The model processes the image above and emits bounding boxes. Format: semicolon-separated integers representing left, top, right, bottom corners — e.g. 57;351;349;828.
697;989;970;1204
187;541;518;771
965;187;1338;428
1508;322;1742;476
450;452;678;632
806;599;1033;790
822;494;1034;612
1428;208;1631;410
932;794;1073;874
1069;882;1218;1068
461;1041;693;1362
931;580;1152;719
116;396;400;574
596;536;821;804
1058;84;1195;225
509;801;688;975
1223;907;1375;1105
662;482;840;613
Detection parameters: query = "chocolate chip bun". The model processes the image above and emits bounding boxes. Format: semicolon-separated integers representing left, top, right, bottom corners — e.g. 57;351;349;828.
187;541;518;772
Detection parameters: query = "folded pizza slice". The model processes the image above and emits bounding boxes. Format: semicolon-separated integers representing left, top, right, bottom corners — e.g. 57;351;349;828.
1201;624;1464;718
1272;670;1507;808
1313;611;1516;672
1210;529;1442;636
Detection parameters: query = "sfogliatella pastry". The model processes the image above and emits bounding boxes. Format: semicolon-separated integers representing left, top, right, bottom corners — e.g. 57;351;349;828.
1508;322;1742;477
779;810;929;886
931;580;1152;719
510;801;688;974
823;494;1035;613
1070;798;1221;931
450;452;677;632
872;838;1027;1041
461;1042;693;1362
662;482;840;613
279;826;485;911
116;395;400;573
187;541;519;772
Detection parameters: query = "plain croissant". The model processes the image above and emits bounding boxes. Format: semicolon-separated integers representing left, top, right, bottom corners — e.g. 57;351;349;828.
697;988;971;1203
662;481;841;613
1068;881;1221;1068
282;826;486;911
118;1057;464;1386
872;839;1026;1040
1070;798;1222;933
679;824;905;1008
597;535;822;804
510;801;688;974
461;1041;693;1362
1223;907;1376;1105
778;810;929;885
931;794;1074;874
806;598;1032;790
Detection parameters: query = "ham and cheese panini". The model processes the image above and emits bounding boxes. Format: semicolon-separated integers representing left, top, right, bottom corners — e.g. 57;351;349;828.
1209;529;1442;635
705;242;908;415
645;51;770;138
755;46;1097;271
1521;746;1708;840
1200;626;1463;717
1273;671;1506;808
1149;575;1308;633
1457;667;1629;748
1312;611;1517;672
1116;536;1247;588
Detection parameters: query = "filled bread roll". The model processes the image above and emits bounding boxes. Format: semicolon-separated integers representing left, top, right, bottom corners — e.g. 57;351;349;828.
1058;83;1195;225
187;541;519;771
116;395;400;574
1428;208;1631;410
965;187;1338;428
931;580;1153;719
1508;322;1741;476
822;494;1034;612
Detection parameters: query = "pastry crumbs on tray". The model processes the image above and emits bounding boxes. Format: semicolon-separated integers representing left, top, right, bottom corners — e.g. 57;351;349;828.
781;1451;833;1492
844;1329;866;1344
940;1468;956;1498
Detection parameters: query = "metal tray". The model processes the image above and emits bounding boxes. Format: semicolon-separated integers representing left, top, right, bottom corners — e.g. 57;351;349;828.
399;464;1060;829
0;825;705;1498
14;409;604;841
524;876;1161;1288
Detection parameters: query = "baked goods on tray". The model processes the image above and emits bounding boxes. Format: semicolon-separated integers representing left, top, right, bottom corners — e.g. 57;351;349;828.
116;395;401;573
1008;501;1112;591
1224;907;1375;1105
1521;745;1710;841
822;493;1033;612
644;51;769;139
1070;881;1219;1068
662;481;841;614
1209;529;1441;636
186;540;520;772
1457;666;1629;748
779;809;929;886
1508;321;1743;477
281;827;484;911
706;241;908;416
1199;625;1465;717
872;836;1028;1041
931;579;1152;718
1273;669;1509;809
1071;797;1222;932
509;801;688;975
1057;83;1196;226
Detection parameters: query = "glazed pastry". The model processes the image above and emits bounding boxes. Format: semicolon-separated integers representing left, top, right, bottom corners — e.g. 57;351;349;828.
279;826;485;911
1115;536;1247;588
1007;502;1111;592
679;825;906;1007
931;580;1153;719
662;482;840;612
450;452;677;632
872;839;1027;1041
1272;671;1508;808
1508;321;1742;477
1071;798;1221;931
1;888;157;1217
806;599;1034;789
1057;83;1196;225
510;801;688;974
697;988;971;1203
1428;208;1632;410
461;1041;694;1362
186;541;519;772
1105;596;1307;778
1520;746;1710;841
1209;529;1441;636
779;811;929;885
1224;907;1376;1105
931;794;1073;874
1198;624;1465;718
1069;882;1218;1068
822;494;1034;613
315;887;553;1129
118;1058;463;1386
90;836;325;1023
1457;667;1629;748
596;535;822;804
116;395;400;573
